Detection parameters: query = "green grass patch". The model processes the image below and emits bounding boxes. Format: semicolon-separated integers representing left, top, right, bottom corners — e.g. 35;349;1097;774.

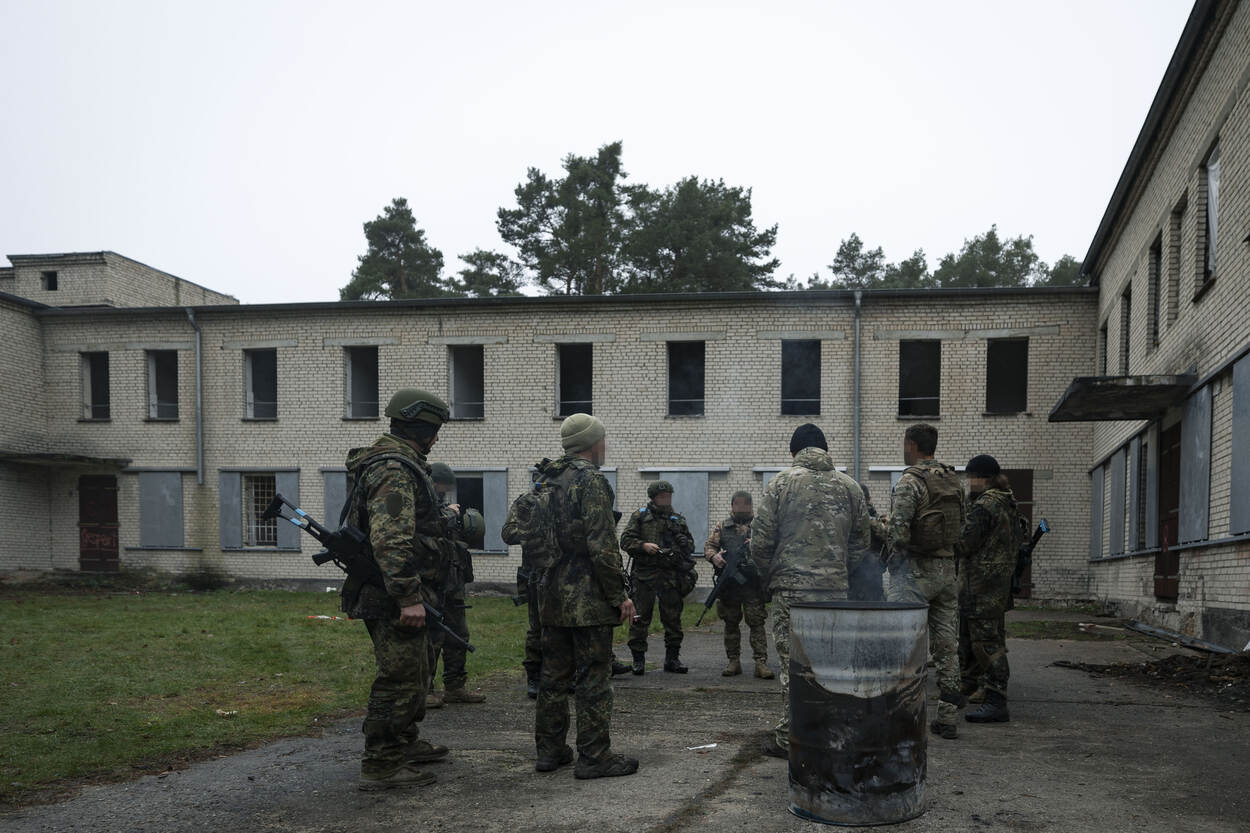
1007;618;1124;641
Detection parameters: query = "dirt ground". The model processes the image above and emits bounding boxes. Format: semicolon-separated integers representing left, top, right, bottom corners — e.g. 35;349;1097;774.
2;611;1248;833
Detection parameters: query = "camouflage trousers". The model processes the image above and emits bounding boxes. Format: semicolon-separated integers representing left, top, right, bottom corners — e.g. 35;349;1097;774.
435;595;470;692
535;624;615;762
522;577;543;678
717;591;768;661
960;570;1012;697
627;573;685;655
771;588;845;749
362;617;430;775
887;555;962;724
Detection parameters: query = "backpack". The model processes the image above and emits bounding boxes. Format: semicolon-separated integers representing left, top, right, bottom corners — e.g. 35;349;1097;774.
506;476;564;572
905;463;964;555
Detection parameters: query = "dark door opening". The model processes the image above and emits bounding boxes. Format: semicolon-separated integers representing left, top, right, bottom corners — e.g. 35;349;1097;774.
79;475;119;572
1155;423;1181;601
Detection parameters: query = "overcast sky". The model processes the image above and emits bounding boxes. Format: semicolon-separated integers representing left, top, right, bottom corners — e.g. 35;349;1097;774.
0;1;1193;303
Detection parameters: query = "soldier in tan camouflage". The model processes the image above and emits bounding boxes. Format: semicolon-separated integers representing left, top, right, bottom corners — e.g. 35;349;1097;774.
340;389;455;791
886;423;967;739
704;491;773;679
748;423;871;759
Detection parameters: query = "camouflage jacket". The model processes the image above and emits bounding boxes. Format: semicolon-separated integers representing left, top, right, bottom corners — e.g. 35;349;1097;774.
887;458;966;559
440;499;474;596
341;434;454;617
956;488;1020;617
621;503;695;578
704;517;751;561
748;447;870;594
539;454;628;627
501;458;558;573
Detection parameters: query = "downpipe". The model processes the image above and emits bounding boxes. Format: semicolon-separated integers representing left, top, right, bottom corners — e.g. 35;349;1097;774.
184;307;204;485
853;291;862;483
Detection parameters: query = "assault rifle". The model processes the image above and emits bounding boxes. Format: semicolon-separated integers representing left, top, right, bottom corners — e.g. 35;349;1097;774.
695;537;755;626
261;493;474;652
1011;518;1050;602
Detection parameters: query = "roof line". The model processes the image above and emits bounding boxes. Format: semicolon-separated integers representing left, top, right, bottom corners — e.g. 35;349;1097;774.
0;290;48;311
6;251;240;304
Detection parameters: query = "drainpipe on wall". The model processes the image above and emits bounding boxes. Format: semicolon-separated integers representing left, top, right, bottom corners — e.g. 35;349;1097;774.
184;308;204;485
853;291;863;483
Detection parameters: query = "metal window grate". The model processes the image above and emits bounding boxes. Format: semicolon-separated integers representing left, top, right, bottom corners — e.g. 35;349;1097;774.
243;474;278;546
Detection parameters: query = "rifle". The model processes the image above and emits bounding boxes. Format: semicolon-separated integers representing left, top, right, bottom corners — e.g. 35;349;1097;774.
695;537;755;626
1011;518;1050;599
512;565;533;606
262;493;475;652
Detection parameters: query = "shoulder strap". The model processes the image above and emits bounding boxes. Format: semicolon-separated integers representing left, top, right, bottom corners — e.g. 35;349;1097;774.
343;452;433;526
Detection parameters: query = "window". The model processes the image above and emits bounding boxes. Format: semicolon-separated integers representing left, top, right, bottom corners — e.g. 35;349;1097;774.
667;341;705;416
244;349;278;419
454;475;485;519
242;474;278;547
448;469;508;551
449;345;485;419
1119;286;1132;375
1231;356;1250;535
557;343;593;416
1201;143;1220;285
147;350;179;420
985;339;1028;414
781;340;821;415
81;352;110;420
138;472;183;547
1099;322;1109;375
41;270;58;291
1167;197;1185;325
898;340;940;416
1148;235;1162;349
345;346;379;419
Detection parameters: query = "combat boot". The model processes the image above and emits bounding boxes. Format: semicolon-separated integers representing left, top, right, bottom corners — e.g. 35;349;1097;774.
443;686;486;704
663;648;688;674
535;745;574;773
404;738;450;764
358;765;437;791
425;690;444;709
754;659;775;680
611;659;632;676
526;674;539;700
631;650;646;675
929;720;958;740
967;687;986;705
722;658;742;677
965;690;1010;723
574;753;639;780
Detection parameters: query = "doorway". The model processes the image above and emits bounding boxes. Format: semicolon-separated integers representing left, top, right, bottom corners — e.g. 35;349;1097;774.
78;474;119;572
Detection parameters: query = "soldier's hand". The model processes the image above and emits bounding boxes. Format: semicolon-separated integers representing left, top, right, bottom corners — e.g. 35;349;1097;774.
619;598;637;624
399;604;427;628
711;552;727;569
642;542;661;555
448;503;461;515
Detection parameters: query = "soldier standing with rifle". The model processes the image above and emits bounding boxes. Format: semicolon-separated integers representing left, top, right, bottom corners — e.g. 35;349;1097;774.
621;481;697;674
703;491;774;679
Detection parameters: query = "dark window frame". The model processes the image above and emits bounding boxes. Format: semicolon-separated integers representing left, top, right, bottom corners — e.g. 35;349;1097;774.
898;340;941;417
147;350;179;420
449;345;486;420
345;346;380;419
985;338;1029;414
244;349;278;420
667;341;705;417
557;343;594;417
81;351;111;421
781;339;821;415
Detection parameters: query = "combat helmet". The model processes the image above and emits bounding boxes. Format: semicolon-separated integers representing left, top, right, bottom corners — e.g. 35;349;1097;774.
385;389;449;425
647;480;674;499
429;462;457;487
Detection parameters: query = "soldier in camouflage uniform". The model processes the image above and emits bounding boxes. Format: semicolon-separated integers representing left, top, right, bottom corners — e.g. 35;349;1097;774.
621;481;697;674
427;462;486;707
502;458;558;700
703;491;773;679
340;389;455;791
749;423;871;758
886;423;967;739
847;482;886;601
956;455;1019;724
534;413;639;779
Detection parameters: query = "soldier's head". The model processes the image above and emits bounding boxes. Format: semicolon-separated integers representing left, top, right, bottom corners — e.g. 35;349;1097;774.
385;389;449;453
648;480;674;509
429;462;456;497
903;423;938;465
730;490;753;523
965;454;1001;496
789;423;828;457
560;413;607;466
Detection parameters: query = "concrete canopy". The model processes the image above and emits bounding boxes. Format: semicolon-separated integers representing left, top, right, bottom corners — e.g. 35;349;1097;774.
1048;375;1197;422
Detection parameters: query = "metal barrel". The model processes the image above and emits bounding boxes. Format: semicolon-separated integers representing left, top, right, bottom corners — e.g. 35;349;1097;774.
788;600;929;826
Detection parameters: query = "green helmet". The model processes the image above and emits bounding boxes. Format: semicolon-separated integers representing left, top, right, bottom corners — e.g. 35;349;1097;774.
460;508;486;547
385;388;449;425
647;480;674;499
429;462;456;487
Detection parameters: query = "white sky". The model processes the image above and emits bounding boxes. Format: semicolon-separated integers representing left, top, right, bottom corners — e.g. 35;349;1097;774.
0;0;1193;303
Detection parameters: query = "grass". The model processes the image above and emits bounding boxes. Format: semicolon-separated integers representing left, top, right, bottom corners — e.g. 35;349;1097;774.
1007;618;1125;641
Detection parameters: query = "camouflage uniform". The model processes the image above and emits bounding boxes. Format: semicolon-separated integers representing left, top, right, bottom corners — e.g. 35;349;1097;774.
956;488;1019;697
704;518;768;664
886;458;966;725
621;504;696;656
534;455;629;764
749;447;871;749
502;504;542;684
848;500;888;601
341;434;453;777
435;501;474;692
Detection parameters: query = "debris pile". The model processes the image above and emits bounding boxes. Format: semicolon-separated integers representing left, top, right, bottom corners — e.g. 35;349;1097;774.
1057;652;1250;711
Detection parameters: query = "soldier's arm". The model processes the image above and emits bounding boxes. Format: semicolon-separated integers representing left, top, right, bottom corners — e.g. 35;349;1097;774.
704;525;723;559
619;511;647;556
887;473;924;553
580;474;628;608
365;466;425;609
748;478;780;577
955;500;993;560
847;484;872;572
672;517;695;558
500;502;522;546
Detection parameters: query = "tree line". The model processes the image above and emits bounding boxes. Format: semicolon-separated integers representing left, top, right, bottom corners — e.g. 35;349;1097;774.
339;141;1084;301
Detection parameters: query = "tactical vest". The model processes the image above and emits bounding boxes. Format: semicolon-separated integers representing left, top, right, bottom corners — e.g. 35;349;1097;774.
719;519;749;557
905;462;963;557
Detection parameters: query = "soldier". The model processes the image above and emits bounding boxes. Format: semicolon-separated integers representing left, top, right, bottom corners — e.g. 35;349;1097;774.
703;491;774;679
501;458;559;700
956;454;1019;725
749;423;870;759
886;423;967;739
534;413;639;779
340;388;454;791
847;482;886;601
621;481;697;674
426;462;486;707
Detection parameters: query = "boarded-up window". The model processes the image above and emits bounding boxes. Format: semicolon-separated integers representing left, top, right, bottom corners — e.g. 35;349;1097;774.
898;340;940;416
345;346;379;418
449;346;485;419
147;350;179;420
1179;387;1211;544
219;470;299;549
986;339;1028;414
245;349;278;419
1233;357;1250;535
139;472;183;548
558;344;593;417
323;470;348;528
668;341;705;416
1108;449;1127;556
781;340;821;415
1089;465;1105;560
81;352;110;420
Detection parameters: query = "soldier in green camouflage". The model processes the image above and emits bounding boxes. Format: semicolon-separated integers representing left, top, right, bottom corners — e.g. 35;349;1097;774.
956;454;1019;724
501;458;558;700
533;413;639;779
340;388;455;791
749;423;871;759
703;491;773;679
886;423;967;739
621;481;697;674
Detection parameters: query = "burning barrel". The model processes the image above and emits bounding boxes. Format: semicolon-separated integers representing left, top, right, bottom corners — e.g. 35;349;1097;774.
788;601;929;826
